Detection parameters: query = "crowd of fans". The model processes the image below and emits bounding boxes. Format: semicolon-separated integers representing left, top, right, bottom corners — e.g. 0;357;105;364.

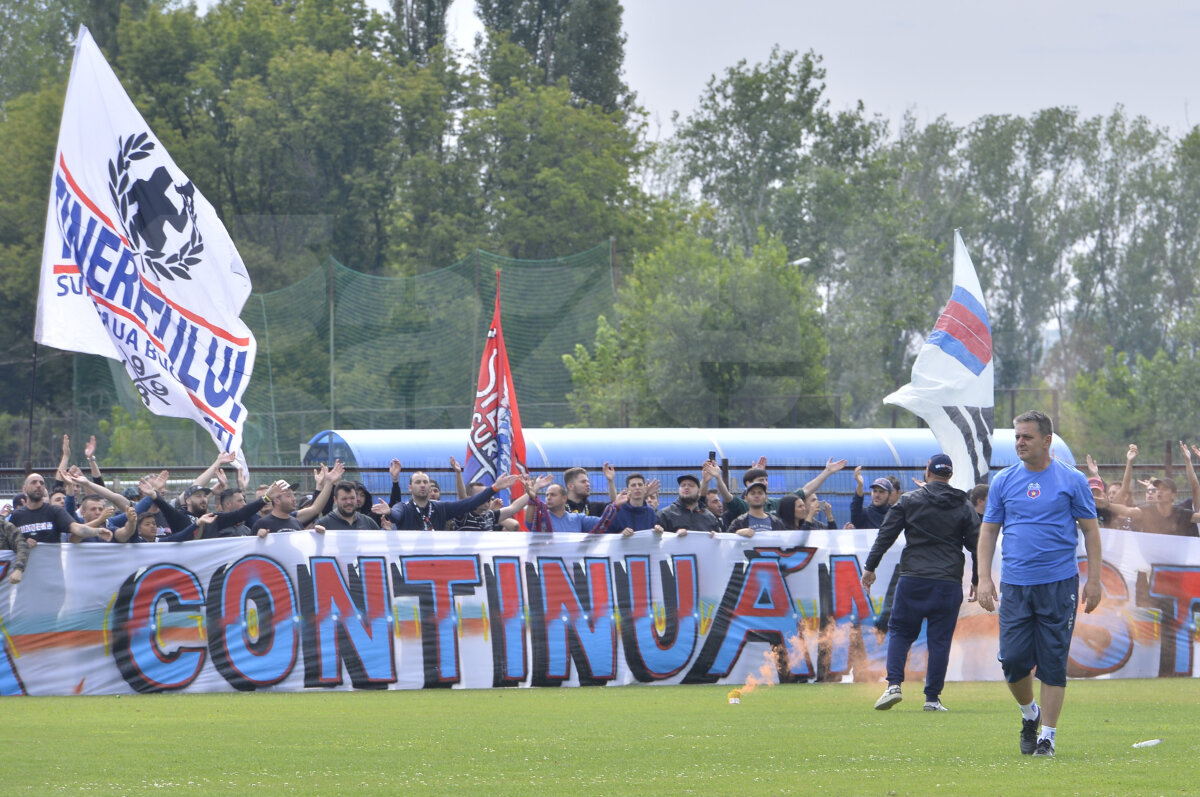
0;433;1195;584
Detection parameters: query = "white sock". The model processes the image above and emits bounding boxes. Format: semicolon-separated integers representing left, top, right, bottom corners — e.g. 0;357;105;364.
1039;725;1056;743
1020;702;1039;721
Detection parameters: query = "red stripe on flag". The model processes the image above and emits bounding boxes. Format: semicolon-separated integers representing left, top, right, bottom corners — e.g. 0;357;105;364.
137;278;251;347
53;264;80;275
58;154;130;248
935;300;992;363
58;156;250;347
84;287;238;436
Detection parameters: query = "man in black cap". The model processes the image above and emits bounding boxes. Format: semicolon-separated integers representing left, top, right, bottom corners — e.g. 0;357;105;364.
861;453;979;712
657;471;722;535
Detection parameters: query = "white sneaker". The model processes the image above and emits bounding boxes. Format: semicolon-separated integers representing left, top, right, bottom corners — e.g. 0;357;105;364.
923;700;949;711
874;685;903;710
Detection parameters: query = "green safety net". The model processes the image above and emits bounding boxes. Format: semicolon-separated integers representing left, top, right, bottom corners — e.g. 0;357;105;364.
73;242;616;465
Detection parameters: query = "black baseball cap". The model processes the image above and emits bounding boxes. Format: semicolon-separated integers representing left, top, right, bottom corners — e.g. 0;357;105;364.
927;453;954;477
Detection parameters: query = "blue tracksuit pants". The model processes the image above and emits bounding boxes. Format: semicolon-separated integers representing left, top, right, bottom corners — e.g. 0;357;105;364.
885;575;963;701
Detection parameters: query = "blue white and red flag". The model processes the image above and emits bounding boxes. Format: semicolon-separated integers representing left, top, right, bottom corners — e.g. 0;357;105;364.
463;273;526;506
884;231;994;491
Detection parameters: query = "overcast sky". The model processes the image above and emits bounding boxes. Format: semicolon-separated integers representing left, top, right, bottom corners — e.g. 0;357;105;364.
445;0;1200;138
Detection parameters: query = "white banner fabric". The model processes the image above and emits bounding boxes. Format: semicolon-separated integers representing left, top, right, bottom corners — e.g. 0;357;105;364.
0;527;1196;696
37;26;255;461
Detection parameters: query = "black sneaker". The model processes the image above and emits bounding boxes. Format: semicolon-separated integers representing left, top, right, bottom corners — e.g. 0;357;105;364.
1020;712;1040;755
1033;738;1055;757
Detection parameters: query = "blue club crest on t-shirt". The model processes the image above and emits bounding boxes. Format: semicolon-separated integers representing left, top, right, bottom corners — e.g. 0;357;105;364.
1026;482;1041;499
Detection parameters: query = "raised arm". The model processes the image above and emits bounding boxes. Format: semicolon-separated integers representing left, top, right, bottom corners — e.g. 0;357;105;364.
1180;441;1200;509
57;434;71;483
297;461;344;525
450;457;468;499
429;473;518;522
194;451;236;487
586;491;627;535
603;462;618;502
498;474;553;522
704;460;734;504
800;458;847;498
84;435;102;482
389;459;403;506
114;510;138;543
1093;490;1142;520
1115;444;1137;506
67;469;131;512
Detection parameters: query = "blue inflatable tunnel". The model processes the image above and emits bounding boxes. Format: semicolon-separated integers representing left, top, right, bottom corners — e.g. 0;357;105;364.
302;427;1075;524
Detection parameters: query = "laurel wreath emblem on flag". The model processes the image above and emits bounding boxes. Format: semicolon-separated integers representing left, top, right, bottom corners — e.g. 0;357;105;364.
108;131;205;281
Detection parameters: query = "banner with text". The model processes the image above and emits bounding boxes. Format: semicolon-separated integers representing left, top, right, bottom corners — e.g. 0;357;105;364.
0;527;1196;696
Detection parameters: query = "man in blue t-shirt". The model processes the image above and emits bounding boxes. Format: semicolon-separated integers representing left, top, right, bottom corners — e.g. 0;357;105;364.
977;410;1102;759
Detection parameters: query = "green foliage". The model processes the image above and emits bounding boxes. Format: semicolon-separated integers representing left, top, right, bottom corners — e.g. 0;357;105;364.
97;404;173;465
673;46;828;257
562;315;638;426
1061;315;1200;460
567;227;828;427
477;0;629;111
387;0;451;66
459;77;652;260
0;0;78;107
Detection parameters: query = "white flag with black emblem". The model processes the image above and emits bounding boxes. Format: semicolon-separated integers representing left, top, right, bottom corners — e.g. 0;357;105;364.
884;231;993;491
36;26;255;473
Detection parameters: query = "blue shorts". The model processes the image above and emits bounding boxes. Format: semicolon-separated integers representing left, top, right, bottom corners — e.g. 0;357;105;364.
998;576;1079;687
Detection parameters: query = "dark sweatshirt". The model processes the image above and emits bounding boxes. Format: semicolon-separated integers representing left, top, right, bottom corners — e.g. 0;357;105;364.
864;480;979;584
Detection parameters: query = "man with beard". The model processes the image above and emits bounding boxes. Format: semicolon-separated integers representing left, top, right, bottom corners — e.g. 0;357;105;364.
563;465;619;516
317;481;382;530
386;470;520;531
850;466;894;529
657;468;722;535
254;461;344;535
10;473;101;543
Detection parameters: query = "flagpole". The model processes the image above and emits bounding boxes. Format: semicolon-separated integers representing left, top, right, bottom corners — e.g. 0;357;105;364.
26;343;38;473
495;269;502;425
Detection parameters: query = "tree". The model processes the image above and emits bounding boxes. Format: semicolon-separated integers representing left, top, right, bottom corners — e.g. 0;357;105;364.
963;108;1085;388
476;0;629;111
562;315;638;426
566;227;828;427
458;76;655;260
0;0;78;107
389;0;451;66
673;47;828;257
1069;108;1176;366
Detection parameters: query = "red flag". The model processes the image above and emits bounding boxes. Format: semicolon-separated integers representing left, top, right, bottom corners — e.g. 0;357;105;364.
463;272;526;512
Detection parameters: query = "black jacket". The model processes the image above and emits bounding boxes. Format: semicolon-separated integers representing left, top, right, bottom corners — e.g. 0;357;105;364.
864;480;979;584
657;499;722;533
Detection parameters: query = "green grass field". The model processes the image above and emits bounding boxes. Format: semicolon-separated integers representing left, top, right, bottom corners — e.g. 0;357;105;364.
7;680;1198;795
